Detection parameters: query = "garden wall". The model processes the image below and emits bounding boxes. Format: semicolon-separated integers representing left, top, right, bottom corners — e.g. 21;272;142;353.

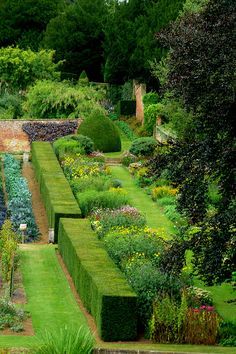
0;119;79;152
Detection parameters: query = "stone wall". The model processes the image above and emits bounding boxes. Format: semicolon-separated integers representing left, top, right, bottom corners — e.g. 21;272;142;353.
0;119;79;153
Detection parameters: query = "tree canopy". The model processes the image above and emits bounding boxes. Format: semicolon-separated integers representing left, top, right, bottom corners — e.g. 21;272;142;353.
152;0;236;284
0;0;65;50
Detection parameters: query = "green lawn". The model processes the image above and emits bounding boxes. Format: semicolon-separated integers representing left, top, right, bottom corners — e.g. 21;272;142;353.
0;244;89;349
109;165;175;238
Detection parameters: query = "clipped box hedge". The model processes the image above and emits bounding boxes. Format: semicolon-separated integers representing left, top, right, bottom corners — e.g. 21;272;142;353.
31;142;81;241
116;100;136;116
58;218;138;341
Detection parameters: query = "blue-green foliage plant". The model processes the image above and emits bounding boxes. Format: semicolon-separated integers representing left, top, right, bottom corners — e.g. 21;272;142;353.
3;154;39;240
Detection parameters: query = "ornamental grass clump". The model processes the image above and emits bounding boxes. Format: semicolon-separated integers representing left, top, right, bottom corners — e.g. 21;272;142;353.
90;206;146;238
34;325;94;354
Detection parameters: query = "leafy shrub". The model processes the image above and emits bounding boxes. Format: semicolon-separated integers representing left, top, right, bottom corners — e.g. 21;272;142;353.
164;205;183;223
151;186;178;201
35;325;94;354
0;92;23;119
78;109;121;152
24;80;105;119
0;47;60;90
3;154;39;240
157;196;176;206
144;104;159;135
0;220;19;284
218;321;236;346
78;70;89;86
22;121;78;142
115;120;137;141
90;206;146;238
0;297;26;332
185;286;213;307
143;92;159;107
53;134;94;158
121;81;133;101
70;176;111;194
130;137;158;157
121;151;137;167
77;189;129;217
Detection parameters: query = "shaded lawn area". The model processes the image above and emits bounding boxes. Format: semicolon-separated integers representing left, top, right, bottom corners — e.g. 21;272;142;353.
0;244;89;349
109;165;175;238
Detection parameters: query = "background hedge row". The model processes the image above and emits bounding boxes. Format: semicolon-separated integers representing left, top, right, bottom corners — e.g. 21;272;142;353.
31;141;81;241
58;218;138;341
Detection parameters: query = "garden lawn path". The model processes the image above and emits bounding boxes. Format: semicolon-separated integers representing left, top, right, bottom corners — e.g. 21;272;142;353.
109;165;175;239
0;244;90;349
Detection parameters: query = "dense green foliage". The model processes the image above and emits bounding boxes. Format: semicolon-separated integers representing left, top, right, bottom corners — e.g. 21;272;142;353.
0;297;26;332
150;0;236;284
78;109;121;152
31;142;81;241
130;137;158;156
58;218;138;341
116;101;136;116
77;190;129;217
24;80;105;119
104;0;184;84
3;154;39;239
53;135;94;158
0;0;65;49
0;47;60;90
43;0;107;81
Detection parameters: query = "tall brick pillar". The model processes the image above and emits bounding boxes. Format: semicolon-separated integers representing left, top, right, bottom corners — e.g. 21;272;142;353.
134;81;146;125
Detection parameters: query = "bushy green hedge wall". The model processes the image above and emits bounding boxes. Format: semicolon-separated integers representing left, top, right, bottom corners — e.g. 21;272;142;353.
31;142;81;241
58;218;137;341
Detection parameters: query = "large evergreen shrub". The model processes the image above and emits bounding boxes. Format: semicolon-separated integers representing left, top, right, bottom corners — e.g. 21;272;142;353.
78;109;121;152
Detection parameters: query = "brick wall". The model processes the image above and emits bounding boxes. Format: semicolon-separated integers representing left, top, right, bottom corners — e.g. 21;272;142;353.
0;119;79;153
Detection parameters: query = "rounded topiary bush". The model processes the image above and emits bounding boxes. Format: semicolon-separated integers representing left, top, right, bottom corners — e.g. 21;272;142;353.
53;134;94;157
129;137;158;156
78;109;121;152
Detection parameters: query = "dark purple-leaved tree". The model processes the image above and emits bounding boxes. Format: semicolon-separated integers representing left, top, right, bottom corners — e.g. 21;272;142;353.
155;0;236;284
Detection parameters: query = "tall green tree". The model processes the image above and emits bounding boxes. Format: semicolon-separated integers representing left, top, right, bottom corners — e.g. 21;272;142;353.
104;0;184;84
43;0;107;81
153;0;236;284
0;0;65;50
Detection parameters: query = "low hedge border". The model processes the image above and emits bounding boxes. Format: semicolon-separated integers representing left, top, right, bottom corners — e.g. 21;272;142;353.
31;142;81;241
58;218;138;341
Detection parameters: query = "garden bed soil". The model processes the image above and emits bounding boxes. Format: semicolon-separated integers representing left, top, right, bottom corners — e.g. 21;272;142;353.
22;162;48;244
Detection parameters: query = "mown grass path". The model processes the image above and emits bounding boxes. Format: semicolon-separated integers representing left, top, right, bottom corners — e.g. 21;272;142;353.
109;165;175;239
0;244;89;349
